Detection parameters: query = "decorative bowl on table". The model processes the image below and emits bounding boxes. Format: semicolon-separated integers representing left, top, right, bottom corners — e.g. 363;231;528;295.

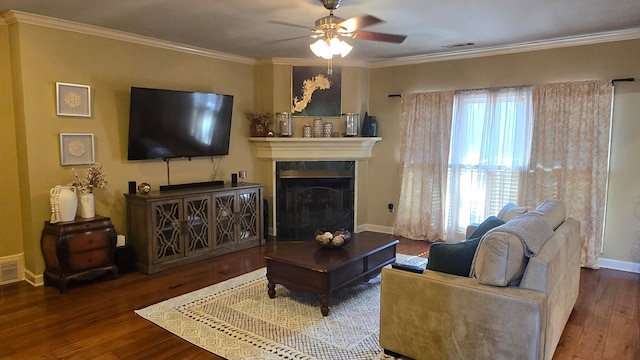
315;229;351;248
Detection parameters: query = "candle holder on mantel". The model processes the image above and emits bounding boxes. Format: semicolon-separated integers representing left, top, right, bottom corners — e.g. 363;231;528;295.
343;113;359;136
276;112;293;137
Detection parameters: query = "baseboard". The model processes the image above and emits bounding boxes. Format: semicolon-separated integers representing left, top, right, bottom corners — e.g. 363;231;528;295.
357;223;394;234
598;257;640;274
23;269;44;287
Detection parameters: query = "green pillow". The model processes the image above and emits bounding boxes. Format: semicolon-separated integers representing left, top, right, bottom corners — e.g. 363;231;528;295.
426;237;481;277
469;216;506;239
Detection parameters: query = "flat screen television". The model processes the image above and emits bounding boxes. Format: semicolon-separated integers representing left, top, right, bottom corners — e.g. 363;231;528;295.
127;87;234;160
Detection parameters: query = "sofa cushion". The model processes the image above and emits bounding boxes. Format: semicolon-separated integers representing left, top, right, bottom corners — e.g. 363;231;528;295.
468;216;506;239
497;202;528;221
471;231;528;286
426;237;481;277
530;199;566;230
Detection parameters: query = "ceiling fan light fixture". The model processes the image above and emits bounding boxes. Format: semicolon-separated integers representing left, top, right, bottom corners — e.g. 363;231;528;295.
329;36;342;55
338;39;352;57
310;37;352;59
309;39;333;59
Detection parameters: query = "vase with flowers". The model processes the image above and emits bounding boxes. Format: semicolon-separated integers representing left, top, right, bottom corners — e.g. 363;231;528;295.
246;111;273;137
71;163;108;218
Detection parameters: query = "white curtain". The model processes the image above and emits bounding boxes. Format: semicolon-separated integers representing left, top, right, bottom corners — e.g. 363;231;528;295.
394;91;454;241
446;87;533;240
526;80;613;269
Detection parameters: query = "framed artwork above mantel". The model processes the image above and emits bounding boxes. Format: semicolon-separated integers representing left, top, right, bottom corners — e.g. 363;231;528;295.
292;66;341;117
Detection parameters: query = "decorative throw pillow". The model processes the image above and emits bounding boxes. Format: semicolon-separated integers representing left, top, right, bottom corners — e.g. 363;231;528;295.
468;216;506;239
497;202;528;221
426;237;481;277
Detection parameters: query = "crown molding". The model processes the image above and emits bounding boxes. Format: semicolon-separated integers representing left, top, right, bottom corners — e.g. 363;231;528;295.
2;10;256;65
4;10;639;69
369;27;640;68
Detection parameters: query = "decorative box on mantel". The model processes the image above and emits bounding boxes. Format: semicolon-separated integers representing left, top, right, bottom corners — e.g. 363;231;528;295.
249;137;382;161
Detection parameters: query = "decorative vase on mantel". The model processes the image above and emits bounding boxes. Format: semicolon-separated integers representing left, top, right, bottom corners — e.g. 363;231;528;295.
78;192;96;218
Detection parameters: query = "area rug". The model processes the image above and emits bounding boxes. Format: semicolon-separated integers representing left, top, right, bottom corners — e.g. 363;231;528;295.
135;254;425;360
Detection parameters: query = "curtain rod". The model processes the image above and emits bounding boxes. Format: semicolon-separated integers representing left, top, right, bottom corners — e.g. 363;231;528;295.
389;78;636;97
612;77;635;84
389;78;635;97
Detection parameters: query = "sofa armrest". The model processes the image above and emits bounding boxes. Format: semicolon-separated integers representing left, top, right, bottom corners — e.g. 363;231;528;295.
380;267;548;360
466;223;479;238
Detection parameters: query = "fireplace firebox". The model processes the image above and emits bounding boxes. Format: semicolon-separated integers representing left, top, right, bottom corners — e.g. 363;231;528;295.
276;161;354;240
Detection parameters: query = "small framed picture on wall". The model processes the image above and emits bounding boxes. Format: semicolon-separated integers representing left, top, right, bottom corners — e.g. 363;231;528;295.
60;133;95;165
56;82;91;117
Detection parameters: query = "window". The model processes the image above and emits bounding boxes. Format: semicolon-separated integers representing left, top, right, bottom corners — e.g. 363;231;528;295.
445;87;533;239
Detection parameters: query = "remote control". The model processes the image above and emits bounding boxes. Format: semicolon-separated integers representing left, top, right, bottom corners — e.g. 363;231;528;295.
392;262;425;274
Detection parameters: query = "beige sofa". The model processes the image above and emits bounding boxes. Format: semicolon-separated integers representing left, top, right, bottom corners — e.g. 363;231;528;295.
380;200;581;360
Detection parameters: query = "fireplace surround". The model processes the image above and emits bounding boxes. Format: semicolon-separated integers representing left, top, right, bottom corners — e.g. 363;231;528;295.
249;137;381;239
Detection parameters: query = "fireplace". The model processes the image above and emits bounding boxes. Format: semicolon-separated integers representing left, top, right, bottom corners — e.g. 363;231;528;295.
276;161;354;240
248;137;381;239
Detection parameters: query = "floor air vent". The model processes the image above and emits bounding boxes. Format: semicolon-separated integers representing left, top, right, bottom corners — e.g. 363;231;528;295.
1;260;20;284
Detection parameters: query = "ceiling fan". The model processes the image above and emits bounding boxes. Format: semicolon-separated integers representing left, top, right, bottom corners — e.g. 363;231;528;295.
274;0;407;72
309;0;407;45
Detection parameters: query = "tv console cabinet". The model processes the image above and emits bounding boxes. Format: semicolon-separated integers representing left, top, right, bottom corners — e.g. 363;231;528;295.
125;183;264;274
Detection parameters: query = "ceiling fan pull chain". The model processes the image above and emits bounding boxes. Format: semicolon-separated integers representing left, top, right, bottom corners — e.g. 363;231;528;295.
327;57;333;75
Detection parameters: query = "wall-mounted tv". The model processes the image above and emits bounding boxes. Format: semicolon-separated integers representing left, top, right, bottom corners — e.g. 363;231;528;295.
127;87;234;160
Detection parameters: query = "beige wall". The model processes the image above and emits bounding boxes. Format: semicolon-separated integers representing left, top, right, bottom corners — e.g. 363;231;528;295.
4;20;256;275
367;39;640;264
3;13;639;280
0;21;24;257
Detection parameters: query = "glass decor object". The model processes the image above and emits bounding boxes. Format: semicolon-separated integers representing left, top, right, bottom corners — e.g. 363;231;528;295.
313;118;324;137
303;124;312;138
343;113;359;136
323;122;333;137
276;112;293;136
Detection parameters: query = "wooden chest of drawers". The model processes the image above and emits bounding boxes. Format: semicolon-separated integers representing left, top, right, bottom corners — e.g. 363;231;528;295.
40;215;118;293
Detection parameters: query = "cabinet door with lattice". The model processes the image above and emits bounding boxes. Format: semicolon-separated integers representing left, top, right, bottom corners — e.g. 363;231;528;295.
213;190;239;250
237;188;261;244
151;198;184;264
184;194;212;256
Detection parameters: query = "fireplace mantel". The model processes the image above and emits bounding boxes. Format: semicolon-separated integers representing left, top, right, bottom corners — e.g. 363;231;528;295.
249;137;382;160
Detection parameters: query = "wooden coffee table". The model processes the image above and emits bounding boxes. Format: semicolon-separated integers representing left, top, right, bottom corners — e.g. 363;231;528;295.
265;233;399;316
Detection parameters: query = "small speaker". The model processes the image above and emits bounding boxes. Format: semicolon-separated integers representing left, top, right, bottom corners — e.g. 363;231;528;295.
128;181;136;194
231;173;238;185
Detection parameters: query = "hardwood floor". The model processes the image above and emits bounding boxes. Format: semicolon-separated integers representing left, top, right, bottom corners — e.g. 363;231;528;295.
0;233;638;359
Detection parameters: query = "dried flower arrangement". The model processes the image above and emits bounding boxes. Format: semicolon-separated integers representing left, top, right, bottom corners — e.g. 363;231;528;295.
71;163;108;194
245;111;273;126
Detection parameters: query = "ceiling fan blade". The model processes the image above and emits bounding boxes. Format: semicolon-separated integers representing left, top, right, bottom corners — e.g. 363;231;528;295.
269;20;313;31
269;35;313;43
352;30;407;43
337;15;383;32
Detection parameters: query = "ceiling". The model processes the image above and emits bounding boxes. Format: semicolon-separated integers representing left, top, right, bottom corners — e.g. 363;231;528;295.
1;0;639;63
